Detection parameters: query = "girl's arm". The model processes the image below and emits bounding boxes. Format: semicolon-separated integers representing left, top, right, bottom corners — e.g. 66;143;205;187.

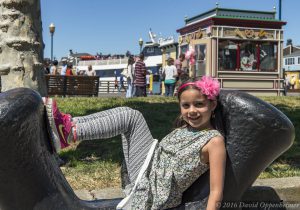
206;136;226;210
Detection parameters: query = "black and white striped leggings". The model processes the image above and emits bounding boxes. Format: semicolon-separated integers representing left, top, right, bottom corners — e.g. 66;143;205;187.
73;107;154;183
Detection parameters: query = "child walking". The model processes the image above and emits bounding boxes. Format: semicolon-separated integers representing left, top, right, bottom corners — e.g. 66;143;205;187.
44;76;226;210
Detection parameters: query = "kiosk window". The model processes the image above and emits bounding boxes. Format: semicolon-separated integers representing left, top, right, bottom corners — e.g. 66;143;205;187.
218;40;278;72
239;42;258;71
194;44;206;77
218;40;237;71
259;42;277;71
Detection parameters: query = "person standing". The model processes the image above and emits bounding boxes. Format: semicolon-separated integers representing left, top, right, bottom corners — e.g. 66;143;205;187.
175;54;183;81
60;59;67;76
114;75;119;92
290;76;296;90
86;65;96;76
125;56;135;98
118;74;126;93
163;58;178;96
174;54;188;96
44;61;50;74
176;54;189;82
66;63;73;76
134;53;147;97
50;60;58;75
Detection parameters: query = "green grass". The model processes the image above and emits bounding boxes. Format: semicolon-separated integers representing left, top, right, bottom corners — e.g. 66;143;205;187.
56;96;300;190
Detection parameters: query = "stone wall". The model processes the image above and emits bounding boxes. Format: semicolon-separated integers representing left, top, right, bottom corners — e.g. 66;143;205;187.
0;0;46;96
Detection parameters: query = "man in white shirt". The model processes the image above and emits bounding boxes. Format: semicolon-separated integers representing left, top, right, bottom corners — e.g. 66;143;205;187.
60;59;67;76
85;65;96;76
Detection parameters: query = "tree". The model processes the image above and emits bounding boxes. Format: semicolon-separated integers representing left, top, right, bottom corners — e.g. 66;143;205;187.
0;0;46;95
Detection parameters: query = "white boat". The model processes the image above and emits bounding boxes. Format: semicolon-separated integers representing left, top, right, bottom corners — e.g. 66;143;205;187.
76;58;128;81
74;29;163;82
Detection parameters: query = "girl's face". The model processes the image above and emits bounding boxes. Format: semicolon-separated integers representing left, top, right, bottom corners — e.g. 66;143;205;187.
179;88;217;130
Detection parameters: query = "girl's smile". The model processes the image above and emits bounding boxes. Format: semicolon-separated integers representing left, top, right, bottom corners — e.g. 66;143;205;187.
180;89;217;130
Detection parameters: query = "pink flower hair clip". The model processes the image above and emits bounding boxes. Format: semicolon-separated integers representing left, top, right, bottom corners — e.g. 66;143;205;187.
178;76;220;100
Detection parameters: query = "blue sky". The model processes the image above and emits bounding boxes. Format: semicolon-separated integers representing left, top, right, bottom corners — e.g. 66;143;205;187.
41;0;299;60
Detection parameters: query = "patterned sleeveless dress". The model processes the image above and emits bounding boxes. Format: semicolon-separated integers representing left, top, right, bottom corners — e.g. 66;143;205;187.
130;127;222;210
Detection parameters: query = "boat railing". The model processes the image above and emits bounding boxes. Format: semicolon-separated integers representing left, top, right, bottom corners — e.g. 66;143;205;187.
78;58;128;66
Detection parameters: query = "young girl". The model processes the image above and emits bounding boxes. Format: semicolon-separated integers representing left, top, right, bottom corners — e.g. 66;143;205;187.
44;76;226;210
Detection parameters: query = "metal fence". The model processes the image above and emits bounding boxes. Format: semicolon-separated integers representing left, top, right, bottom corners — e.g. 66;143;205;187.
98;81;128;94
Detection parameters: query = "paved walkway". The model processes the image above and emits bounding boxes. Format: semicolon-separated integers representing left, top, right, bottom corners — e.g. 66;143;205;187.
74;176;300;202
287;92;300;96
75;187;125;201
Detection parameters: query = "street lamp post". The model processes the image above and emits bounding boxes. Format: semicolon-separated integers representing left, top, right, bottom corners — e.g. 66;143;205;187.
139;38;143;53
49;23;55;61
279;0;282;20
